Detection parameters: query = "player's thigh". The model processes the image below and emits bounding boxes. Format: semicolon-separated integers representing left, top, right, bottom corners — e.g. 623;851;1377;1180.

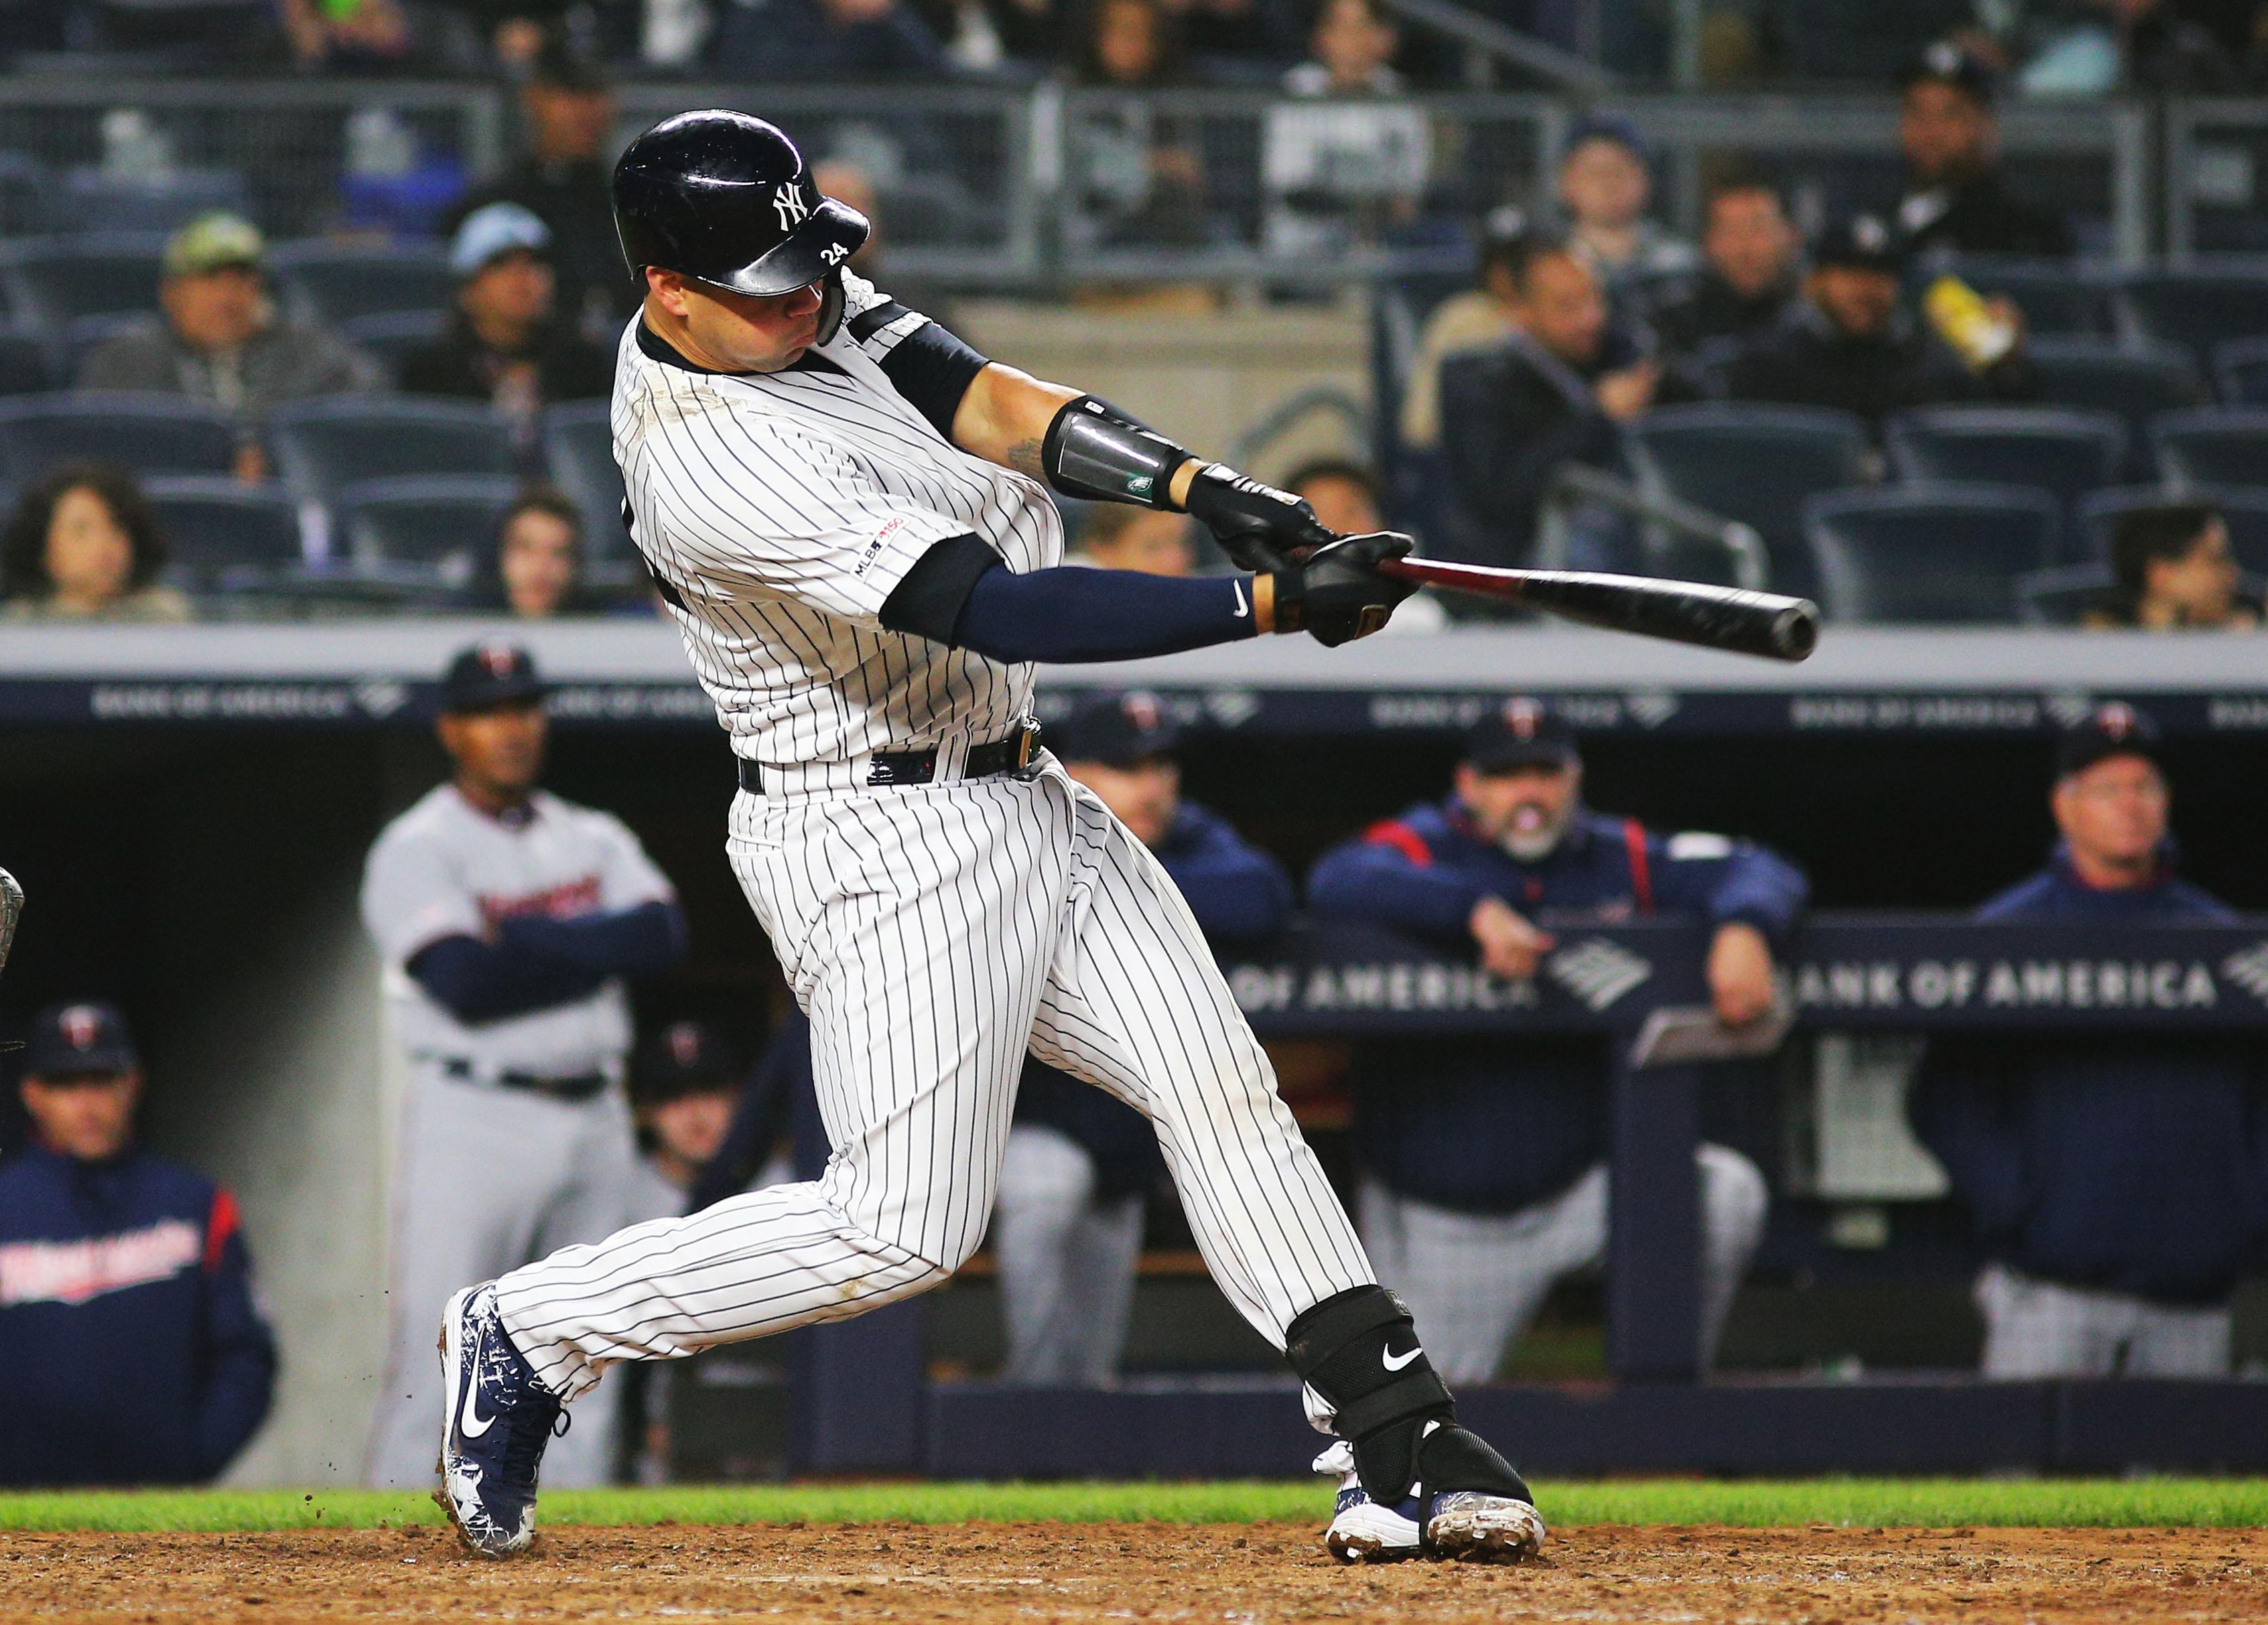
1696;1143;1770;1256
996;1125;1099;1223
1977;1264;2119;1378
390;1072;571;1286
2126;1303;2232;1379
537;1091;642;1256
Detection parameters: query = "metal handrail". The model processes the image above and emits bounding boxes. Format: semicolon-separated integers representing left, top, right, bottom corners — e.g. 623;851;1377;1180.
1377;0;1607;92
1541;462;1770;591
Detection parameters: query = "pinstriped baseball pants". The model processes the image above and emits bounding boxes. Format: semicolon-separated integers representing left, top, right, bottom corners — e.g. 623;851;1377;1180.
493;759;1373;1400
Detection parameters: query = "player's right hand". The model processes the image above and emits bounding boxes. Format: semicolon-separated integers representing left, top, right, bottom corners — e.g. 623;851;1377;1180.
1271;531;1417;646
1183;463;1338;573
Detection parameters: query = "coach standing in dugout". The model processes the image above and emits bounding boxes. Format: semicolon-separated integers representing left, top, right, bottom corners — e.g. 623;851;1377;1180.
1307;700;1803;1381
1910;705;2268;1379
993;691;1294;1385
0;1003;275;1486
361;644;685;1488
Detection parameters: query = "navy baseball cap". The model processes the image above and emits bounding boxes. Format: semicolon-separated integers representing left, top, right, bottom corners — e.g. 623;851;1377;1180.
632;1019;744;1105
1051;691;1181;768
1812;212;1902;275
23;1001;139;1078
1465;696;1579;772
1563;112;1649;163
2056;702;2162;778
442;642;549;714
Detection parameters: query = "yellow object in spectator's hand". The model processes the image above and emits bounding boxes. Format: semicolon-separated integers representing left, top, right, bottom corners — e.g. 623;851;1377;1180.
1925;275;2019;370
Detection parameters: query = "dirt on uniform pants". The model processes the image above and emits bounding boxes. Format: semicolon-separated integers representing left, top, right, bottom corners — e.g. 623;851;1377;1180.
3;1521;2265;1622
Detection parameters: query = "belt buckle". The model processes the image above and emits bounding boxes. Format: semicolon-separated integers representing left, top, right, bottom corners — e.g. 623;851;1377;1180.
1010;720;1041;778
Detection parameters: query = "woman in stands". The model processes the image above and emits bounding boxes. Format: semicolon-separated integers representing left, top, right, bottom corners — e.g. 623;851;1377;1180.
0;463;189;624
467;488;595;621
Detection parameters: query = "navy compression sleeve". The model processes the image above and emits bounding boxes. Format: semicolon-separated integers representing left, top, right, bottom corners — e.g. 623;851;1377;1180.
407;936;610;1023
880;534;1261;664
494;900;687;977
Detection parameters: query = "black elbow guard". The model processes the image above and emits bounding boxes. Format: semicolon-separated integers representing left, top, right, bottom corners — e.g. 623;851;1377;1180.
1041;395;1191;510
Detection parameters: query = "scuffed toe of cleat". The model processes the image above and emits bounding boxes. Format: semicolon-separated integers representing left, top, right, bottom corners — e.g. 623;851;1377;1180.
1424;1492;1548;1564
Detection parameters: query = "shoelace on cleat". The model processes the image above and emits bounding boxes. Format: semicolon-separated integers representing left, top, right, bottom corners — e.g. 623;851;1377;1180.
497;1384;563;1489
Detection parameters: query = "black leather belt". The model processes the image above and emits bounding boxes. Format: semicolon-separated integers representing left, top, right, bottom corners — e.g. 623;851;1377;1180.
440;1058;609;1101
738;721;1042;793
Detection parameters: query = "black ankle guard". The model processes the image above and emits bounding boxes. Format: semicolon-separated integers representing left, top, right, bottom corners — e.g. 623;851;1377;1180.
1286;1286;1453;1501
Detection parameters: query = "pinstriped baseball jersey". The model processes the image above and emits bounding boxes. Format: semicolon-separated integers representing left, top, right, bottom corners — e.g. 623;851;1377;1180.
610;272;1060;766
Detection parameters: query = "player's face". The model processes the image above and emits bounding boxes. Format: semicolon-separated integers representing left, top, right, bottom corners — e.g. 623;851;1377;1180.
1901;82;1991;184
1455;760;1581;861
651;271;829;374
439;701;549;802
1704;189;1796;299
43;484;135;609
645;1088;737;1168
1069;756;1180;849
500;508;580;619
2053;756;2169;877
21;1070;139;1163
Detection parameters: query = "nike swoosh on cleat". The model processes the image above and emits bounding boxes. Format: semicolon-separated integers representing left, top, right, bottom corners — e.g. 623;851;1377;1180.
1382;1343;1422;1372
459;1326;498;1439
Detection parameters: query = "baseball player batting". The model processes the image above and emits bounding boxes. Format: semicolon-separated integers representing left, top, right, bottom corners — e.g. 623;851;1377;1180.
435;109;1542;1567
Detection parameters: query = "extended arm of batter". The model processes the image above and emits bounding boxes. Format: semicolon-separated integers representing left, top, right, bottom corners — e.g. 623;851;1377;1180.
950;364;1205;506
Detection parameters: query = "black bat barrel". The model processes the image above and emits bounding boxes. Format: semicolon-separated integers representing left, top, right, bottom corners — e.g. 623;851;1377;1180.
1516;572;1820;663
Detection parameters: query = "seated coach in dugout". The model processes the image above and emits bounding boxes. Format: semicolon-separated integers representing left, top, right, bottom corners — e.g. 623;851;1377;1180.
1307;700;1805;1381
0;1003;276;1486
993;691;1295;1385
1910;705;2268;1379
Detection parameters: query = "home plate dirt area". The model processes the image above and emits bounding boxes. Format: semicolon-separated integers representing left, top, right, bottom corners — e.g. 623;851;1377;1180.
5;1522;2266;1624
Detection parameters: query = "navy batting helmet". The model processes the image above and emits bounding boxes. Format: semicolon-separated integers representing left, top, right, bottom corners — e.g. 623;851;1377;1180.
612;111;870;337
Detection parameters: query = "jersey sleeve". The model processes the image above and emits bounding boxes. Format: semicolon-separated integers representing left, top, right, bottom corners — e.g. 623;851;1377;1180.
592;812;677;911
839;272;992;439
360;824;481;966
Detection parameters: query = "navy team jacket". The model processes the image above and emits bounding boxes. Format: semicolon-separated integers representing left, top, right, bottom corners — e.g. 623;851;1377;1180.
1307;800;1808;1214
1016;800;1296;1200
0;1145;277;1485
1909;847;2268;1306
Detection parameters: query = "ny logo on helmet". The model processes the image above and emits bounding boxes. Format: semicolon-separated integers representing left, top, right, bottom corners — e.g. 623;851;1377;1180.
773;185;811;232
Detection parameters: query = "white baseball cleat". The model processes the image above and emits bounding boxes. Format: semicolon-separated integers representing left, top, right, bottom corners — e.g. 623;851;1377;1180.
1314;1439;1547;1564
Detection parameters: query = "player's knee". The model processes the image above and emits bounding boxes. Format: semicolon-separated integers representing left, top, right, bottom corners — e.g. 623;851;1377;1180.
1696;1143;1769;1252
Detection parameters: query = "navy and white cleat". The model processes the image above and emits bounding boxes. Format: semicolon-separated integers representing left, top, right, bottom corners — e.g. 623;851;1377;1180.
1314;1439;1547;1565
436;1282;566;1558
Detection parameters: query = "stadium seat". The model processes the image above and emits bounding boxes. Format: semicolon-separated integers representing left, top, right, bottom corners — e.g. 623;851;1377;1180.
330;473;522;584
0;328;55;395
2015;563;2118;626
0;392;239;480
142;476;304;591
0;151;53;238
0;235;170;328
268;397;517;504
2149;409;2268;492
2215;338;2268;408
2080;486;2268;577
1944;258;2114;338
340;309;447;386
269;240;454;327
60;165;252;236
541;401;633;563
1627;404;1872;597
2116;264;2268;361
1883;406;2125;557
2022;338;2209;476
1804;483;2062;624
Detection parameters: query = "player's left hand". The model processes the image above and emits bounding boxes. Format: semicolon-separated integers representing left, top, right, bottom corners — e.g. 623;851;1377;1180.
1706;921;1776;1027
1183;463;1338;573
1273;531;1417;646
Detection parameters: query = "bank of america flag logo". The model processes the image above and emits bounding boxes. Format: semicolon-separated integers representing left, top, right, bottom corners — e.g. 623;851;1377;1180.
1547;938;1654;1011
2224;942;2268;1004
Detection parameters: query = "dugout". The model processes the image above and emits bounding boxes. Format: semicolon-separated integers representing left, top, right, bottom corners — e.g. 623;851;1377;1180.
2;620;2265;1482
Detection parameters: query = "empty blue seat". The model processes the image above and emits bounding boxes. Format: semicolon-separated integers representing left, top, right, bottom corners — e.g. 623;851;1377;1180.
0;328;54;395
1627;403;1872;597
268;397;517;504
2117;265;2268;360
1884;405;2125;557
331;474;523;583
142;476;304;589
0;234;169;326
340;309;448;385
2149;408;2268;492
2023;338;2209;476
0;152;53;238
2215;338;2268;408
270;240;454;327
0;392;238;481
1944;258;2113;338
1804;483;2062;624
2080;486;2268;577
60;166;252;236
541;401;632;562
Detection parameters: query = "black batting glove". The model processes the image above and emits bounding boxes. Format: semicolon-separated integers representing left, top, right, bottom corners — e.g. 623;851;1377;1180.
1270;531;1417;646
1183;463;1338;573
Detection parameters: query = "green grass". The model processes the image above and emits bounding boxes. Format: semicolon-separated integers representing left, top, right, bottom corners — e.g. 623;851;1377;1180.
3;1478;2266;1534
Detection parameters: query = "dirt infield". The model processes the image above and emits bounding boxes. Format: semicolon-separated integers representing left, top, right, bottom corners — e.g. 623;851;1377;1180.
5;1520;2265;1623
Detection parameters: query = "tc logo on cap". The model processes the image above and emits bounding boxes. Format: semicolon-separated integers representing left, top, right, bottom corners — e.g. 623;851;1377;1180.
1122;691;1163;732
2095;701;2137;739
59;1005;103;1052
1501;696;1546;739
666;1021;704;1067
480;644;518;679
774;185;811;232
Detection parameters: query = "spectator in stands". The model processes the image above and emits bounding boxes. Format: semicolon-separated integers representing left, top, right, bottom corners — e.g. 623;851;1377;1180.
78;213;378;459
712;0;949;79
1911;705;2267;1379
1074;503;1197;573
403;202;613;444
468;488;594;619
277;0;421;70
1308;699;1795;1381
1436;224;1670;568
2087;501;2261;632
1065;0;1210;251
1;464;190;624
994;691;1293;1383
1725;212;2034;429
1894;40;2076;261
622;1020;746;1228
0;1001;277;1486
1398;206;1525;454
1280;457;1449;630
1261;0;1428;259
812;158;955;326
1645;170;1803;372
1554;115;1699;295
913;0;1060;69
451;47;630;334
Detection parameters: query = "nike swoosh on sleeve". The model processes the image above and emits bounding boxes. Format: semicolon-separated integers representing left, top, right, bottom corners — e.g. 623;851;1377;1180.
1232;579;1250;618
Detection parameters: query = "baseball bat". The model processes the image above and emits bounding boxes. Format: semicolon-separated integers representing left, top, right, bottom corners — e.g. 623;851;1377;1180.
0;869;21;1053
1376;558;1820;663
